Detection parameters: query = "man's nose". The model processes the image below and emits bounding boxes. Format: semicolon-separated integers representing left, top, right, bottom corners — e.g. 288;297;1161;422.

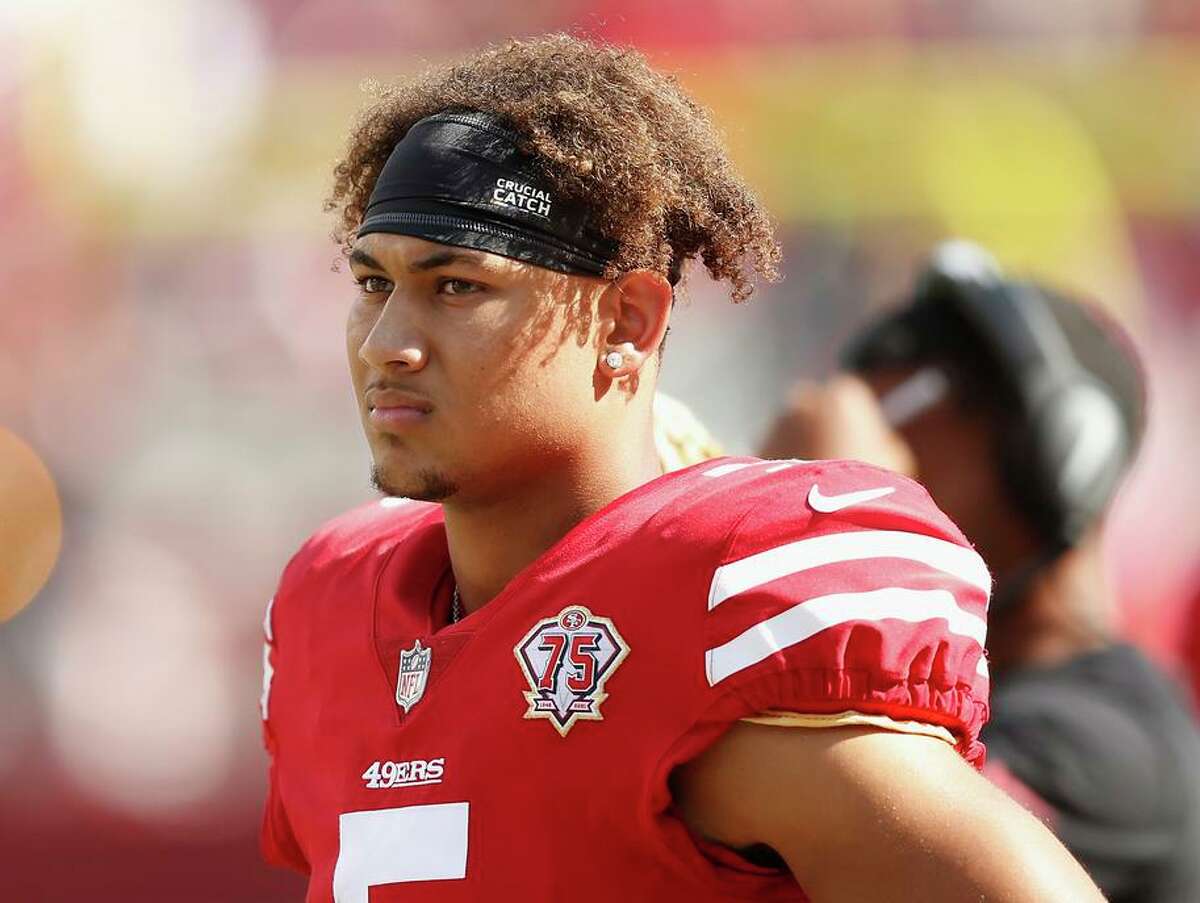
358;295;428;373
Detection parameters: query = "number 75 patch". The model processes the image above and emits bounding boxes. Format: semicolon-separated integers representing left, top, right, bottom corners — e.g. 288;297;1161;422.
514;606;629;736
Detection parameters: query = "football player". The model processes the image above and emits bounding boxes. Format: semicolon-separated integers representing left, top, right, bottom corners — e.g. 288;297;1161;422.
260;36;1102;901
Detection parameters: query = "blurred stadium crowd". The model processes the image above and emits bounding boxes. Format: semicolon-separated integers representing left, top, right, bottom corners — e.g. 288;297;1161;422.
2;1;1200;899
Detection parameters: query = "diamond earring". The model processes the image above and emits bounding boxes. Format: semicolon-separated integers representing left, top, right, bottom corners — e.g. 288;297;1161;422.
604;351;624;370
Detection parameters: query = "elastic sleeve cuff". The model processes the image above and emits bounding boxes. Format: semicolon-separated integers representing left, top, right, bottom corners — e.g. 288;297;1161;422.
711;666;988;768
741;709;958;746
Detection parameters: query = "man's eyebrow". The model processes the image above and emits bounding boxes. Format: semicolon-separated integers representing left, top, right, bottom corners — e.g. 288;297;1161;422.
348;248;386;271
348;247;492;274
407;250;489;273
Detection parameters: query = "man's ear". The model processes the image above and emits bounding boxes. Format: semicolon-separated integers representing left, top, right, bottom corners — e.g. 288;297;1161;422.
596;270;673;377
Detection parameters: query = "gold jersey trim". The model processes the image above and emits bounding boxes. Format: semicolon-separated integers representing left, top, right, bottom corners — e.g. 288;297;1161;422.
741;709;957;746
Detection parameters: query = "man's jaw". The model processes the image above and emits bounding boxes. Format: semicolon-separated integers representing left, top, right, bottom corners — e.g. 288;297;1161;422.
370;463;458;503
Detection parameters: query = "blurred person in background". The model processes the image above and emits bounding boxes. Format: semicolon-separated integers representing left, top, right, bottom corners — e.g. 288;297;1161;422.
260;36;1102;902
1184;574;1200;712
761;240;1200;903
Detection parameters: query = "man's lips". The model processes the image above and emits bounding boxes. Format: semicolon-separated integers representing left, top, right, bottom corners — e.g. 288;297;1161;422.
365;388;433;430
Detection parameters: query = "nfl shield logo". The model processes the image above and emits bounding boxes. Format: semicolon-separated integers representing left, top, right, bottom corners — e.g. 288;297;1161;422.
395;639;432;713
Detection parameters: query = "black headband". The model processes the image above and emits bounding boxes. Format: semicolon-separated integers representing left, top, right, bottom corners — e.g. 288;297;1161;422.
357;111;618;277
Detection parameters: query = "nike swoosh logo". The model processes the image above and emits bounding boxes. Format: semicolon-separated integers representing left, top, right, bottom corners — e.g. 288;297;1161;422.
807;483;895;513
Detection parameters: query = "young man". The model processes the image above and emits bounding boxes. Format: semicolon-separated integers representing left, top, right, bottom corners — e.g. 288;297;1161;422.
261;37;1101;901
763;241;1200;901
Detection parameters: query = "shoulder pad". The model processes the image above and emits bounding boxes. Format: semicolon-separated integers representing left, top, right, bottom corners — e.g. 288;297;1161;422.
292;496;439;572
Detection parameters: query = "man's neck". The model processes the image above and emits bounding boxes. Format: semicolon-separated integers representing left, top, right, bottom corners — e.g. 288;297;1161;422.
442;439;663;616
987;534;1116;673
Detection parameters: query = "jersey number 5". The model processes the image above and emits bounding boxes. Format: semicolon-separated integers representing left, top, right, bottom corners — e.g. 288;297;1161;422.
332;801;469;901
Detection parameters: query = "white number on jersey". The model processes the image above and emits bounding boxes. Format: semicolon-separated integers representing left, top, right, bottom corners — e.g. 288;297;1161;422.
332;801;469;902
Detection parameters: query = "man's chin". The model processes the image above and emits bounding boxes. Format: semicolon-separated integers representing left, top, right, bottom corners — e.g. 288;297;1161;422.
370;465;458;503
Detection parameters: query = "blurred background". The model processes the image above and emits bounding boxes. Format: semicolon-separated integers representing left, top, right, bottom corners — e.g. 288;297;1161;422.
2;1;1199;898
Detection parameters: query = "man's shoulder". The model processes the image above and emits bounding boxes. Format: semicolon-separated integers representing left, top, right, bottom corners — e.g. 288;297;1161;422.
282;496;441;584
659;458;990;765
658;456;963;549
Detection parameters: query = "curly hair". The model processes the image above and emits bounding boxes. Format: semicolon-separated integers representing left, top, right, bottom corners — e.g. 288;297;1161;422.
327;34;780;302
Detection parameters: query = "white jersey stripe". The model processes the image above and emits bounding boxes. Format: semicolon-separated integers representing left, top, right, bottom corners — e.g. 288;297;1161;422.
708;529;991;610
701;461;757;479
260;643;275;720
263;595;276;642
764;459;810;473
705;587;987;686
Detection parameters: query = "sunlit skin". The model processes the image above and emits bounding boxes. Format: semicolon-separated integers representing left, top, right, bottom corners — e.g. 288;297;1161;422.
344;234;1103;900
346;233;670;614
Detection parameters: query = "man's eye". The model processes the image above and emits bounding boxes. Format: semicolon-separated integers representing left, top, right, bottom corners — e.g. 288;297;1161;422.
439;278;480;296
357;276;392;295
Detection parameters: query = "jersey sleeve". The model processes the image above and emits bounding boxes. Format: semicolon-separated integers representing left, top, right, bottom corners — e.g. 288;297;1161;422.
700;459;992;766
259;568;309;873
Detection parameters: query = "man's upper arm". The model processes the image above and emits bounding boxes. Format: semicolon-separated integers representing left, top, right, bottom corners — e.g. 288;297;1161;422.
674;722;1104;902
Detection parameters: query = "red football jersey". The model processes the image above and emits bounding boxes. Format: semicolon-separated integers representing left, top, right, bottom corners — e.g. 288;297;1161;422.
261;457;991;901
